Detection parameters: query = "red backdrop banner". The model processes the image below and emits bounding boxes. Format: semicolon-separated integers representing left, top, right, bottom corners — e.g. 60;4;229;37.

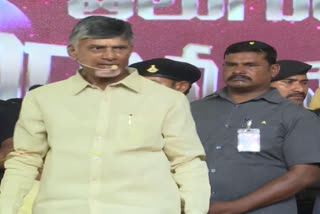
0;0;319;102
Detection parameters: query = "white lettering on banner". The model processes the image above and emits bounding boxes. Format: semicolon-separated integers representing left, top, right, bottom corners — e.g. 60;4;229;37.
227;0;244;21
1;33;319;101
128;52;143;65
307;61;320;87
0;33;143;99
24;42;69;89
67;0;320;21
68;0;244;21
138;0;196;20
0;33;24;99
0;33;70;99
313;0;320;21
68;0;134;19
266;0;309;21
0;33;218;100
138;0;244;21
196;0;225;21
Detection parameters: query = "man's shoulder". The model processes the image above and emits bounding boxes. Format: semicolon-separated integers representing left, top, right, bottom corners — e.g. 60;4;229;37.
191;91;221;108
138;75;186;100
274;96;308;115
263;95;318;127
26;77;74;98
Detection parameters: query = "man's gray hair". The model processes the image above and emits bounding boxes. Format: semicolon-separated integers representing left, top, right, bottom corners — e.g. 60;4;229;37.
68;16;133;45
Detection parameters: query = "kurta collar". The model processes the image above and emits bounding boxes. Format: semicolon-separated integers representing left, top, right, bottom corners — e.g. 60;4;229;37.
70;67;142;95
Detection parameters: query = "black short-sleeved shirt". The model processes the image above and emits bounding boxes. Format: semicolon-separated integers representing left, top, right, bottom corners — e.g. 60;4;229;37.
0;99;21;143
0;99;21;180
0;100;11;143
191;88;320;214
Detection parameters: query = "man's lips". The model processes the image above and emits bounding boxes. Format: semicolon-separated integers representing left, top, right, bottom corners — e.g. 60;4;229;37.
287;93;306;99
97;64;119;70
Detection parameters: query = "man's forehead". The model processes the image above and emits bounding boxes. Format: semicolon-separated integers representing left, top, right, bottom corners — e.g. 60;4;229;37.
225;51;267;61
281;74;308;81
146;76;173;82
79;37;130;45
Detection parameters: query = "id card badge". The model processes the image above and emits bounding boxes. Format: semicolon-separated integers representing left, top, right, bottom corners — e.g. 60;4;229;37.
237;128;260;152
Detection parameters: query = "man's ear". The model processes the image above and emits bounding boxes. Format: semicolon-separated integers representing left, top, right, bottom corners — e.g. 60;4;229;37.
67;45;78;61
174;81;190;93
270;63;280;78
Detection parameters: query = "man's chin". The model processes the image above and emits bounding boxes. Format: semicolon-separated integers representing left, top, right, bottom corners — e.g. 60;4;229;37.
95;69;121;78
227;83;253;92
288;97;305;106
227;82;250;88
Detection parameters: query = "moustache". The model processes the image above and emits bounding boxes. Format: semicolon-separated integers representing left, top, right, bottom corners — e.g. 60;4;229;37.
227;74;252;81
286;92;306;99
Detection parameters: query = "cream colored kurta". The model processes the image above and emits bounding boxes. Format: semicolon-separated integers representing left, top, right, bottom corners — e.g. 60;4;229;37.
18;181;39;214
0;69;210;214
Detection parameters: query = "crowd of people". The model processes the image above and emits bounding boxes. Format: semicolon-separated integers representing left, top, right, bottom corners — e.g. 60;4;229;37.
0;16;319;214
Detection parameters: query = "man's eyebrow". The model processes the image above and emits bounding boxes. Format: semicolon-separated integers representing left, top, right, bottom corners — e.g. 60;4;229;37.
224;61;237;65
88;44;105;48
243;62;257;65
283;77;298;81
112;44;129;48
224;61;257;65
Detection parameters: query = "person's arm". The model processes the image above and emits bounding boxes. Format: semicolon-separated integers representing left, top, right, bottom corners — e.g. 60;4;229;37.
0;92;49;214
162;94;211;214
0;137;14;166
209;164;320;214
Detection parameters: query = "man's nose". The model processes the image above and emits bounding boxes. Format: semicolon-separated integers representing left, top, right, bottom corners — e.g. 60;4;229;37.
293;82;305;93
231;65;246;74
101;49;117;60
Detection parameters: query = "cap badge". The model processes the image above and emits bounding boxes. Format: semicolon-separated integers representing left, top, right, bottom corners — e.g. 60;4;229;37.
147;65;159;73
249;41;255;45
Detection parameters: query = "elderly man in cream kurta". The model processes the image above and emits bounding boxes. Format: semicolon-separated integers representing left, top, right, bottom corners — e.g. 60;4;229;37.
0;16;210;214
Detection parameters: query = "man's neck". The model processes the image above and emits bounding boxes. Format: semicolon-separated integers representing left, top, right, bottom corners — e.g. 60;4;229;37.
227;87;270;104
80;69;129;90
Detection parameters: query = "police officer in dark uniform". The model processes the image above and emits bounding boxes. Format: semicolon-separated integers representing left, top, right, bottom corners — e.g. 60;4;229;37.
271;60;317;213
271;60;311;106
130;58;201;95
